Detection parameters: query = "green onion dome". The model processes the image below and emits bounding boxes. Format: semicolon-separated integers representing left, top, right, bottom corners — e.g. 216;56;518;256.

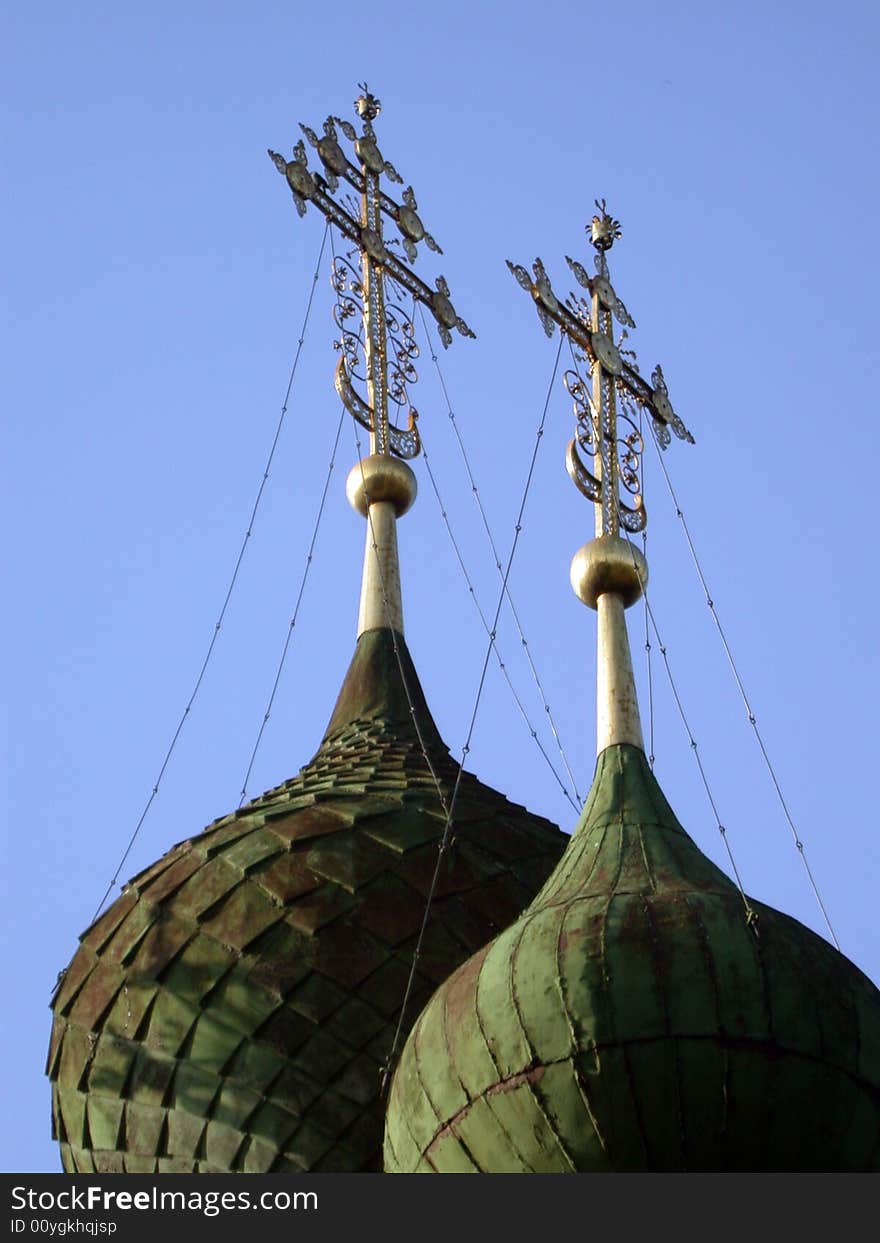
384;743;880;1171
47;629;566;1173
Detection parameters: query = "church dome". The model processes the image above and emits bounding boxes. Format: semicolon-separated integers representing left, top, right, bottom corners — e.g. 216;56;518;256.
384;742;880;1171
385;199;880;1174
47;628;565;1172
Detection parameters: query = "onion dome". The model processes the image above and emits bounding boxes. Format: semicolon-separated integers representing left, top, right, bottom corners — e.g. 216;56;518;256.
47;627;565;1173
384;741;880;1171
384;207;880;1172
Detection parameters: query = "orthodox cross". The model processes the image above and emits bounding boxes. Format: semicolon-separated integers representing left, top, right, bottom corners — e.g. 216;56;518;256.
508;201;694;536
269;85;474;460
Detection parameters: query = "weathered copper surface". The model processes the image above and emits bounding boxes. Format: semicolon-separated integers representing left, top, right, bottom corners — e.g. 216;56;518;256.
48;630;565;1172
385;744;880;1171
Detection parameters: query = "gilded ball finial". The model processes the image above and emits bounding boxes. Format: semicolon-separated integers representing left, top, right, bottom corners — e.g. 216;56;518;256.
346;454;416;518
570;535;647;609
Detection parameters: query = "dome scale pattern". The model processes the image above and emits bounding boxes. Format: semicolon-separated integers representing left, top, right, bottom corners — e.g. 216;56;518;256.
385;744;880;1171
47;629;565;1173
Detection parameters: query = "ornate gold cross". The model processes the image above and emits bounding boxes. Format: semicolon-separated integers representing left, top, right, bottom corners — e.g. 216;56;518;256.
269;85;474;460
508;201;694;536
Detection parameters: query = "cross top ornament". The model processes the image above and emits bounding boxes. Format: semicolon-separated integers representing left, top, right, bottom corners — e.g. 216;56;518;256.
508;201;694;536
269;86;474;460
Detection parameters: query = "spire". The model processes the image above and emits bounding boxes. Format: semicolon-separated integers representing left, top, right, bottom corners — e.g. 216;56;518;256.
508;201;694;755
269;86;475;640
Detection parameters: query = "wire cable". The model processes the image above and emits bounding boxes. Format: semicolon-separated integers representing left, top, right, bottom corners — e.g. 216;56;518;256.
420;437;580;814
623;538;758;931
417;304;581;805
382;334;564;1092
237;403;347;806
649;432;839;949
88;224;330;926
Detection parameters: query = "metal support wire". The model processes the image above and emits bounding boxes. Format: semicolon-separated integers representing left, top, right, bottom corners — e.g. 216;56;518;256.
382;335;564;1093
623;538;759;932
417;303;581;805
87;224;330;926
649;434;840;949
419;439;580;814
237;403;347;806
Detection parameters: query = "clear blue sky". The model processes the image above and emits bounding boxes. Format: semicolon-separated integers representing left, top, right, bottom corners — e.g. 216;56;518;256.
4;1;879;1172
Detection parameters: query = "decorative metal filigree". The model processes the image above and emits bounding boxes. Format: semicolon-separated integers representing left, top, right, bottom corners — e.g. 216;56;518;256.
507;199;694;536
330;253;421;458
563;366;602;506
269;85;475;460
566;254;635;330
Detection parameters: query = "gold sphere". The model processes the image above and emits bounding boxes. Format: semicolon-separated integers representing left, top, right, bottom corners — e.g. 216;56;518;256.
570;535;647;609
346;454;417;518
